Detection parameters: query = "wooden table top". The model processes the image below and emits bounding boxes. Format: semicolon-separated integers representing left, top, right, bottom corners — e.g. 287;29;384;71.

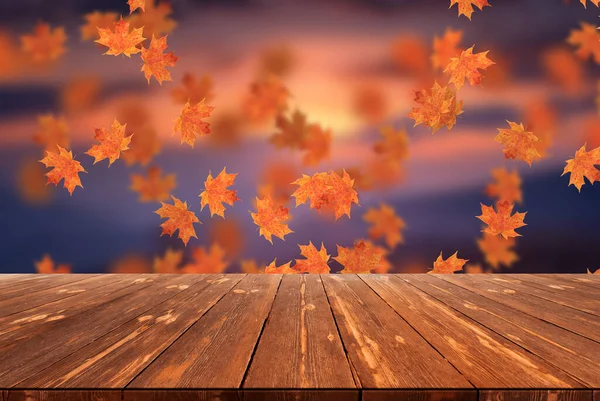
0;273;599;401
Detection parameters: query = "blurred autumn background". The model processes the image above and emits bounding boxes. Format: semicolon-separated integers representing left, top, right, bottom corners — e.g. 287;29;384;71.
1;0;600;274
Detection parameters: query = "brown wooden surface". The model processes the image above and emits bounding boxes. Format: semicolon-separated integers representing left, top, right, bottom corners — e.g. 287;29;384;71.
0;274;598;401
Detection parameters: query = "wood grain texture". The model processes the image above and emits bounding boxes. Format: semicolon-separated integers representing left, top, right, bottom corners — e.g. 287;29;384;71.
244;390;358;401
321;274;471;389
4;390;121;401
594;390;599;401
362;390;476;401
244;274;355;389
362;275;583;388
403;275;600;387
0;275;201;387
0;275;90;302
129;274;281;388
19;275;244;388
479;390;592;401
535;274;600;291
437;274;600;343
123;390;242;401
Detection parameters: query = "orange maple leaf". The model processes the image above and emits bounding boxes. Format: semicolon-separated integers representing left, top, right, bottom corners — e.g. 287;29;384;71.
408;81;463;133
171;73;214;105
243;74;289;124
477;201;527;239
588;268;600;274
173;100;215;147
0;30;22;78
464;263;488;274
241;259;264;274
17;158;53;205
61;76;101;115
39;146;86;195
33;115;70;153
86;120;133;165
335;239;382;274
181;244;229;273
209;218;245;258
428;251;467;274
141;35;178;85
258;161;299;206
209;112;244;149
431;28;463;71
361;240;392;273
477;233;518;270
110;254;152;273
126;0;177;38
562;144;600;191
485;167;522;204
155;196;200;246
567;22;600;64
95;17;146;57
373;126;410;162
153;248;183;273
292;170;359;220
495;121;541;166
390;35;430;77
259;45;296;78
128;0;146;14
21;22;67;63
250;195;293;243
81;12;118;41
444;46;495;89
271;110;309;149
449;0;491;20
35;254;71;274
580;0;600;7
199;168;240;218
122;125;161;166
294;242;331;274
523;99;557;157
541;47;584;94
302;124;331;167
363;204;406;250
130;166;176;202
265;258;297;274
353;84;388;124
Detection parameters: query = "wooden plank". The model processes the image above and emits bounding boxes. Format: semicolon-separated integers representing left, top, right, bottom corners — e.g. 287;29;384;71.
476;276;600;317
536;274;600;290
362;275;583;388
0;274;204;388
18;275;245;388
3;390;121;401
321;274;471;389
437;274;600;343
123;390;242;401
479;390;592;401
0;275;157;345
594;390;599;401
509;275;600;301
0;275;92;302
128;274;281;388
362;390;476;401
244;390;358;401
243;274;355;390
402;275;600;387
0;275;49;290
0;275;124;318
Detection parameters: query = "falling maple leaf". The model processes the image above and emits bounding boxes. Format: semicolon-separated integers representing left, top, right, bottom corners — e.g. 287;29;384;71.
128;0;146;14
485;167;522;204
122;126;161;166
209;111;244;148
171;73;214;105
35;254;71;274
291;170;359;220
258;161;299;206
60;76;101;115
130;166;176;202
477;201;527;239
464;263;488;274
259;44;295;77
353;84;388;124
588;267;600;274
428;251;467;274
494;121;541;166
250;195;293;243
141;35;178;85
209;218;245;258
21;22;67;63
243;74;289;124
408;81;463;133
567;22;600;64
17;158;53;204
127;0;177;38
110;254;152;274
181;244;229;273
431;28;463;71
444;46;495;89
523;99;557;157
86;119;133;165
449;0;491;20
363;204;406;250
477;233;518;270
155;196;200;246
271;110;309;149
39;146;86;195
335;240;382;274
294;242;331;274
153;248;184;273
302;124;332;167
173;100;215;147
95;17;146;57
199;168;240;218
33;115;70;153
390;35;430;77
562;144;600;191
265;259;297;274
541;47;584;94
241;259;265;274
0;30;23;78
580;0;600;7
373;126;410;162
360;240;391;273
81;11;118;41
